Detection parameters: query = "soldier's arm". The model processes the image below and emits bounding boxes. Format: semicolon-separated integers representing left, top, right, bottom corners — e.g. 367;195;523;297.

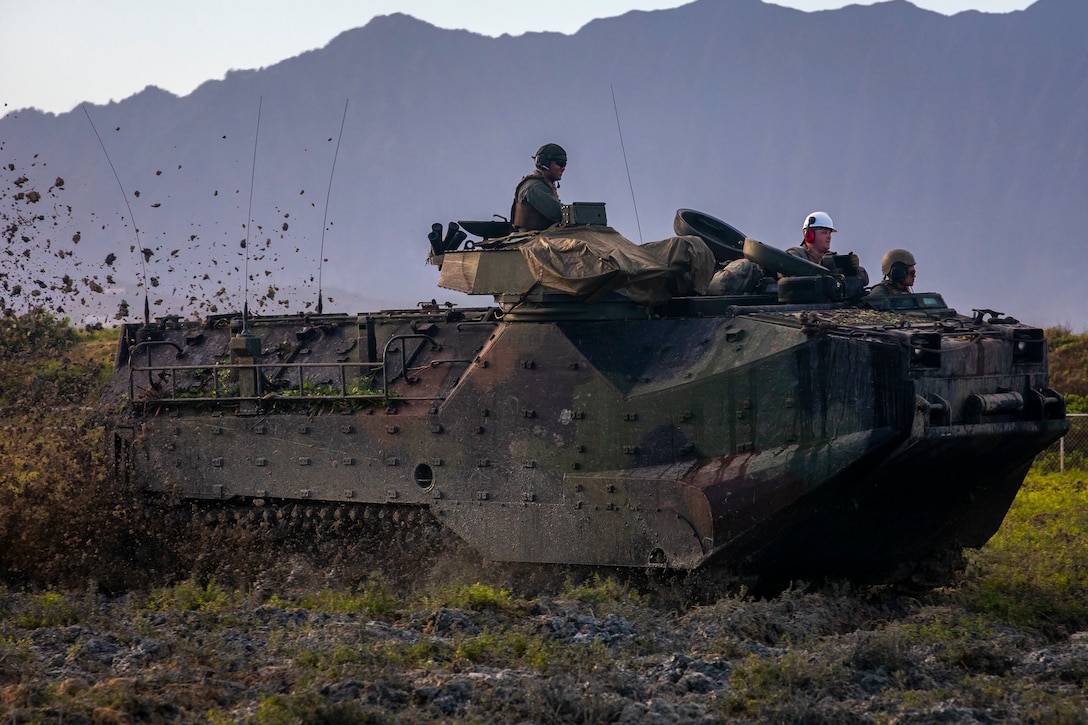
521;182;563;222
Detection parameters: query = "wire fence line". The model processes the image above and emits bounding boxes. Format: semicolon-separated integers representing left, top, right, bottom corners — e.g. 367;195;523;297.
1033;413;1088;474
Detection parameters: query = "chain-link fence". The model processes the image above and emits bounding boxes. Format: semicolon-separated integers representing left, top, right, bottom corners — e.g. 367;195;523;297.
1033;413;1088;474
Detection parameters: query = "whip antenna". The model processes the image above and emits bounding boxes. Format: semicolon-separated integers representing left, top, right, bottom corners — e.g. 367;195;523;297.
82;104;150;325
242;96;263;332
316;99;349;315
610;84;642;244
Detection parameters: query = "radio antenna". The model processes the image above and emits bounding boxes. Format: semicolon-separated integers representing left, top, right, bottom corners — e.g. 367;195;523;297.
610;84;643;244
316;99;349;315
242;96;263;333
82;104;150;326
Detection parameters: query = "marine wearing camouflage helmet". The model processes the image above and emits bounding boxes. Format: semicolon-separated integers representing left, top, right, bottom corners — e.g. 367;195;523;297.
868;248;916;297
511;143;567;232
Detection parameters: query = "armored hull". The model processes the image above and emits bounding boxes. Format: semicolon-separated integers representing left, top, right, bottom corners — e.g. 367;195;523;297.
103;223;1067;587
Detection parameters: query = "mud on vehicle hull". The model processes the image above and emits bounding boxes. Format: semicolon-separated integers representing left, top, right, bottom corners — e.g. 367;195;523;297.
102;227;1068;588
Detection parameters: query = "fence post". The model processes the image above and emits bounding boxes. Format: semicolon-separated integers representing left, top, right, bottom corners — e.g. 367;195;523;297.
1060;435;1065;474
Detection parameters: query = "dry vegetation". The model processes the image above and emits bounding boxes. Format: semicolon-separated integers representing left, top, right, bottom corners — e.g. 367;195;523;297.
1046;326;1088;413
1;312;1087;723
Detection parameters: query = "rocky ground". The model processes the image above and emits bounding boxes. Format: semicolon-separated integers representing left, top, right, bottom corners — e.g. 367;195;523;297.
3;555;1088;724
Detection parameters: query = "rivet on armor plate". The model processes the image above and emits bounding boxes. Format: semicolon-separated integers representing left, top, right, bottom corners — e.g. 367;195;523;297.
213;426;223;435
570;362;580;370
385;457;399;467
573;411;585;419
737;411;746;420
576;445;585;453
341;457;355;466
431;458;444;466
476;426;487;434
523;491;535;502
345;490;355;498
523;460;537;468
254;425;267;434
341;424;354;434
477;458;491;467
680;411;693;422
481;409;490;417
623;445;639;455
607;484;616;493
386;425;399;434
255;458;267;466
429;423;444;434
572;462;581;470
523;409;536;418
477;491;489;501
256;489;267;498
297;425;310;434
785;398;794;408
387;490;400;500
298;457;311;466
212;457;224;467
173;427;181;436
164;442;176;451
624;412;638;421
213;484;224;498
521;360;536;369
300;489;312;498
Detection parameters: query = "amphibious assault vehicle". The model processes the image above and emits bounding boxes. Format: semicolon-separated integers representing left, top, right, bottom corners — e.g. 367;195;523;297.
103;208;1068;588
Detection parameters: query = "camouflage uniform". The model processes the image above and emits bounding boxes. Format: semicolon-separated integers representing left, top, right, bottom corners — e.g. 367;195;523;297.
866;280;909;297
511;171;561;232
785;244;827;266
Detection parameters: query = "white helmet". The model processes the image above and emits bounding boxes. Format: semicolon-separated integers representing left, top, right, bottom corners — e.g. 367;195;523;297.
802;211;836;232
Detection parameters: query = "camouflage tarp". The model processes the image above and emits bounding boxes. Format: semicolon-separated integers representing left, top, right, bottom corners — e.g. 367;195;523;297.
518;226;715;303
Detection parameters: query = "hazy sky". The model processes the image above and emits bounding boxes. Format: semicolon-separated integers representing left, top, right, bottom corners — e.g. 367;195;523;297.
3;0;1034;115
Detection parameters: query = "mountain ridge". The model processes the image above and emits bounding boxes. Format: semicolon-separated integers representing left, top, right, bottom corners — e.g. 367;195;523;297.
1;0;1084;328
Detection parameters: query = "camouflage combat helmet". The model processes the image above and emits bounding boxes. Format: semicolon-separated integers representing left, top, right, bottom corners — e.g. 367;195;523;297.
534;143;567;170
881;249;916;278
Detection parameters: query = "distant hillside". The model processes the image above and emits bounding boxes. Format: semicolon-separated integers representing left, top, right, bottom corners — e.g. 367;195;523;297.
2;0;1085;328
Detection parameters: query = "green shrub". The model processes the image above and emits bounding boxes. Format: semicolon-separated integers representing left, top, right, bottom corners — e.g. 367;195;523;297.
144;579;237;613
13;590;85;628
268;572;400;617
424;581;519;613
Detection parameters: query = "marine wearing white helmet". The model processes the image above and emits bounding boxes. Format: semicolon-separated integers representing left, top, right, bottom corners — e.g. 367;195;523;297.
786;210;837;265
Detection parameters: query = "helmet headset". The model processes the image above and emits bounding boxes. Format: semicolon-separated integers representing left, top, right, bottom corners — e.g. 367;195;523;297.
534;143;567;171
881;249;916;283
802;211;836;245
